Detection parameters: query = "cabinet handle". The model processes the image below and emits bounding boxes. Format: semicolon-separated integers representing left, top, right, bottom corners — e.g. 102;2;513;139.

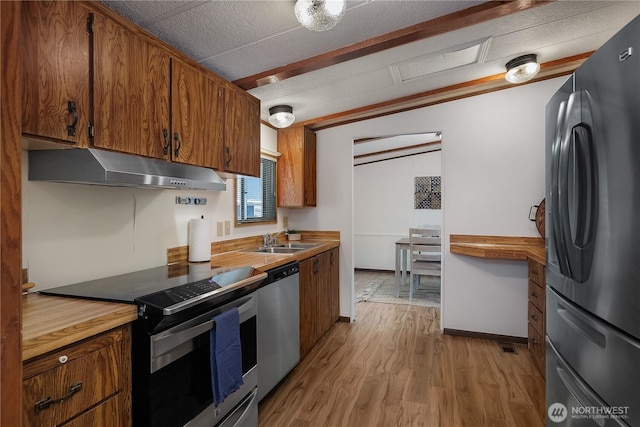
531;314;539;321
35;382;83;411
174;133;182;157
531;337;538;345
225;146;233;167
66;100;78;137
530;291;538;297
162;129;171;156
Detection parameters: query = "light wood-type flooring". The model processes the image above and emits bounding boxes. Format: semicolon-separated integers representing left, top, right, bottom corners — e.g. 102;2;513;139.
258;302;545;427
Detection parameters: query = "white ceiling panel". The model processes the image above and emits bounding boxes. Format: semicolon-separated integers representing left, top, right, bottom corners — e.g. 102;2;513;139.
484;1;640;62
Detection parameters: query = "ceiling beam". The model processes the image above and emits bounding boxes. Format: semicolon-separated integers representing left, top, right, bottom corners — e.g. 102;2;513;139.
355;141;442;159
302;52;591;131
232;0;551;90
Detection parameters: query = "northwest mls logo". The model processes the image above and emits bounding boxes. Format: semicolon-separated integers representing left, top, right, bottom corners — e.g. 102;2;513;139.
548;403;568;423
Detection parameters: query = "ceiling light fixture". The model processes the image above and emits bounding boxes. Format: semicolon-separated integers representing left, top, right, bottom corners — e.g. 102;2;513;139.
268;105;295;128
295;0;346;32
505;54;540;84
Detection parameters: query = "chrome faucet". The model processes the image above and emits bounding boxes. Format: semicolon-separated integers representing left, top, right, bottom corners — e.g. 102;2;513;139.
263;233;279;247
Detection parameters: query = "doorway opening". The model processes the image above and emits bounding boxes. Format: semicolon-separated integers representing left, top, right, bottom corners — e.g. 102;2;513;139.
352;132;443;312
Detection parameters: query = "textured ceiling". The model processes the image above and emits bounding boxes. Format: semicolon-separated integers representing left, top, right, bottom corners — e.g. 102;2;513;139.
101;1;640;128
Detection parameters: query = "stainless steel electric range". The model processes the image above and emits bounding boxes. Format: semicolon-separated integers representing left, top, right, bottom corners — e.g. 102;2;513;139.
40;263;267;427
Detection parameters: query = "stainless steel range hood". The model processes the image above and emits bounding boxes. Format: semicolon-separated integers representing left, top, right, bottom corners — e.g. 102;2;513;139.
28;148;226;191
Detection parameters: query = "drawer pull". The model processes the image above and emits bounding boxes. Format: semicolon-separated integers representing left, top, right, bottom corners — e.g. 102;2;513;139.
35;382;83;411
58;355;68;364
531;314;539;321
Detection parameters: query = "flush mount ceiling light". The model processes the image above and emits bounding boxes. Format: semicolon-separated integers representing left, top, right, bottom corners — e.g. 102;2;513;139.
268;105;295;128
505;54;540;84
295;0;346;32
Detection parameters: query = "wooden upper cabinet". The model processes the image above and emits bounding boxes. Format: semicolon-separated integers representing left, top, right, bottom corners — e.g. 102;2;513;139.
223;85;261;176
277;126;317;207
21;1;261;173
22;1;91;146
92;12;170;159
171;58;225;169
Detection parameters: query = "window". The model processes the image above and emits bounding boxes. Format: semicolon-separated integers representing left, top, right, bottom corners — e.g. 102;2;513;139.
236;158;277;225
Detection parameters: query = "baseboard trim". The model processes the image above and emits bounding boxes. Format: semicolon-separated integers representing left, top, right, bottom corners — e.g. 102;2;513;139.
354;268;394;273
443;328;527;344
338;316;351;323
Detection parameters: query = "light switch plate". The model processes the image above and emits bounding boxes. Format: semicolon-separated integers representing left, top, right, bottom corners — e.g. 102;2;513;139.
224;221;231;235
216;221;223;237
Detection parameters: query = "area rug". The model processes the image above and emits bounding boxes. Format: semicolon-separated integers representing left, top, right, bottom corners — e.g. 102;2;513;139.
356;275;440;308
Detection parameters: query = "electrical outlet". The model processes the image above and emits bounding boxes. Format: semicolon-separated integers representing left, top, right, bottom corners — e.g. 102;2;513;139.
224;221;231;235
283;216;288;228
216;221;223;237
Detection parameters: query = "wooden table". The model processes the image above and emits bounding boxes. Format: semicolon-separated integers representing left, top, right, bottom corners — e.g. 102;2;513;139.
395;238;410;296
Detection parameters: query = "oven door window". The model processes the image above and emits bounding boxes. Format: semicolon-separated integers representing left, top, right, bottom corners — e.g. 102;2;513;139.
148;316;256;427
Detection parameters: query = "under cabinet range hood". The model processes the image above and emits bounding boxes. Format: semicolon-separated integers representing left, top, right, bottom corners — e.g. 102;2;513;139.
28;148;226;191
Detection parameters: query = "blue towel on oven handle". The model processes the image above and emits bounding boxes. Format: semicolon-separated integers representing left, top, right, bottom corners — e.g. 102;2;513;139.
210;307;244;407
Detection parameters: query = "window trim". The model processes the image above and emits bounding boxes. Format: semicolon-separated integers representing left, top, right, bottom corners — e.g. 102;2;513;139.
234;157;278;228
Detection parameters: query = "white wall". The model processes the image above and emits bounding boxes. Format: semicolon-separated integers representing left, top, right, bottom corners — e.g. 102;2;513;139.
22;124;288;290
354;150;442;270
288;77;565;335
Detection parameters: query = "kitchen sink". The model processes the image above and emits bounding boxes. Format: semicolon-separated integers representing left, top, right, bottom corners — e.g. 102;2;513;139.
247;242;321;254
250;247;305;254
275;243;321;249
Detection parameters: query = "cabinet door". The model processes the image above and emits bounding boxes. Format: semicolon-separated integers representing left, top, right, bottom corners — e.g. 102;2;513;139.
316;251;332;338
22;1;90;145
224;86;261;176
299;257;318;359
93;13;170;159
329;248;340;324
277;126;317;207
171;59;225;169
303;128;317;206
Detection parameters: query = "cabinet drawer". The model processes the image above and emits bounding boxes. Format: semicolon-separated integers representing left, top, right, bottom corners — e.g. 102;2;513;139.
528;259;545;286
528;279;545;311
528;301;544;336
528;322;545;377
23;340;121;426
61;394;120;427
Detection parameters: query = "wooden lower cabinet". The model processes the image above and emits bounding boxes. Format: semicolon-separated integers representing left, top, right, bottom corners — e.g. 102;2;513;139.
527;258;546;377
299;248;340;359
22;325;131;427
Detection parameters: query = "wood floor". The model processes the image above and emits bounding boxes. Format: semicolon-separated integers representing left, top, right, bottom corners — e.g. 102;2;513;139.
258;302;545;427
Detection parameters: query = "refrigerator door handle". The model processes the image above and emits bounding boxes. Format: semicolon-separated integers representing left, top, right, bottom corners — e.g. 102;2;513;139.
556;302;606;349
558;90;599;282
551;99;572;277
556;366;607;427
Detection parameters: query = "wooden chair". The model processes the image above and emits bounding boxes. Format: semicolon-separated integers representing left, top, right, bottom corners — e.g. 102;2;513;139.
409;228;441;301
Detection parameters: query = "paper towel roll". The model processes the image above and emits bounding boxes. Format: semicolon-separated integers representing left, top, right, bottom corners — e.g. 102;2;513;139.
188;217;211;262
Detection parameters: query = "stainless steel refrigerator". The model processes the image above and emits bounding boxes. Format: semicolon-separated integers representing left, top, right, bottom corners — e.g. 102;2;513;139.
545;14;640;427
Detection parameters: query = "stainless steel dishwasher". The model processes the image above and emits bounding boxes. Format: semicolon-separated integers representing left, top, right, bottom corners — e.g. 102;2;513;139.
257;261;300;402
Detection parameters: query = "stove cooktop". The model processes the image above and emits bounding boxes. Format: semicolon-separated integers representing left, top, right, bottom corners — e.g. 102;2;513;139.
39;263;265;315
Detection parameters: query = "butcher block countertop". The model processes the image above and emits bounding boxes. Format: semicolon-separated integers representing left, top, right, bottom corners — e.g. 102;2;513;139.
22;294;137;361
23;236;340;361
450;234;545;265
209;239;340;271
